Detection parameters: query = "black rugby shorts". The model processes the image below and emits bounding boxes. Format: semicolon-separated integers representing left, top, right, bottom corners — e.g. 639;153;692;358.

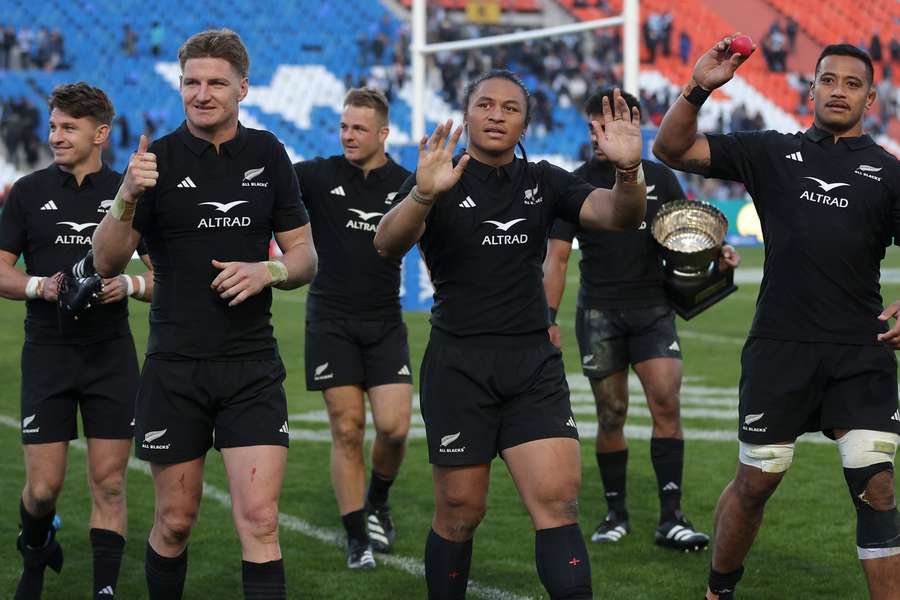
419;328;579;466
574;305;682;379
738;338;900;444
20;336;138;444
135;357;289;463
304;319;412;391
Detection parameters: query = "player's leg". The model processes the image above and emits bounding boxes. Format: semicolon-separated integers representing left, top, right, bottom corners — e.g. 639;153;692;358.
587;372;632;542
135;357;214;600
363;319;414;553
835;429;900;600
16;343;78;599
367;383;412;552
323;384;375;567
306;319;375;566
505;439;592;599
499;333;591;599
706;461;787;599
223;445;288;599
822;344;900;599
575;307;631;542
146;458;205;600
214;358;291;597
81;334;138;599
420;328;501;599
86;438;130;598
17;442;68;600
707;338;813;599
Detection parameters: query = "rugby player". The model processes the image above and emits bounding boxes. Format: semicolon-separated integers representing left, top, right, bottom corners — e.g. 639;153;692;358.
654;38;900;598
544;88;739;552
294;87;412;569
375;69;646;599
92;29;316;600
0;82;152;600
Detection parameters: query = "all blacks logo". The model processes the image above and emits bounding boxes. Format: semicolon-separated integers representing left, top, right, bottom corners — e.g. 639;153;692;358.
481;218;528;246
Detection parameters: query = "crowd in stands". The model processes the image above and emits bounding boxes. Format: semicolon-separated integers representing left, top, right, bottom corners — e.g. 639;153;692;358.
1;97;41;170
0;25;66;71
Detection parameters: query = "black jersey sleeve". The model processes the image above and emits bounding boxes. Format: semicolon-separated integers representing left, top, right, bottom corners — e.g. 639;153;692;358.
0;182;26;256
271;141;309;232
540;161;594;223
292;159;317;211
394;173;416;205
891;166;900;247
705;131;774;184
549;218;577;243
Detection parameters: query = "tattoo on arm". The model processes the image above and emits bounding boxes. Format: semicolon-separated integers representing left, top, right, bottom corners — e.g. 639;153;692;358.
677;157;711;176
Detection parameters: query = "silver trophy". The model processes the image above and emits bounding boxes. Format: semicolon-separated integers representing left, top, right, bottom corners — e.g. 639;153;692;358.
651;200;737;319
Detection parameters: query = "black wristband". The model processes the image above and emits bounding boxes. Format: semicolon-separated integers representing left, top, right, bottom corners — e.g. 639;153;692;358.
683;83;711;107
548;307;558;324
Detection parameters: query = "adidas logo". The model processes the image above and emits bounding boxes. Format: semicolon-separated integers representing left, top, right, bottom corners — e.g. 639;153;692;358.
98;585;114;595
668;340;680;352
662;481;680;492
279;421;290;434
785;152;803;162
891;410;900;423
330;186;346;196
582;354;594;365
398;365;411;376
459;196;476;208
566;416;577;428
40;200;58;211
177;176;197;188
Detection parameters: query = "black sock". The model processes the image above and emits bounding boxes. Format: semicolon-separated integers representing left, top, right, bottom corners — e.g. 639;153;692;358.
367;470;395;509
596;449;628;517
424;529;472;600
341;509;368;544
145;542;187;600
708;566;744;599
91;528;125;599
651;437;684;522
535;524;592;599
242;559;286;600
20;498;55;548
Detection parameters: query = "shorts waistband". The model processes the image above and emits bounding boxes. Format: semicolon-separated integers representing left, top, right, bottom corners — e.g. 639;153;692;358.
429;327;548;348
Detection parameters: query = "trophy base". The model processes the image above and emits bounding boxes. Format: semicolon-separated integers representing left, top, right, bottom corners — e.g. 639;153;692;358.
665;269;737;320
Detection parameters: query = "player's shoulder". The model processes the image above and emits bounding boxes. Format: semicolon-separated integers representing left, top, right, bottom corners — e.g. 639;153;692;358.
11;164;55;190
384;156;412;181
293;154;341;179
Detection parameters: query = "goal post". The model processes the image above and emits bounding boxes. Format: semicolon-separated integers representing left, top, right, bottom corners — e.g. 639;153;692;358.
410;0;640;141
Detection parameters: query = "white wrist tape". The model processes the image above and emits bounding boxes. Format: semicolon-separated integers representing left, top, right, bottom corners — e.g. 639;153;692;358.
135;275;146;298
25;276;42;299
123;275;134;297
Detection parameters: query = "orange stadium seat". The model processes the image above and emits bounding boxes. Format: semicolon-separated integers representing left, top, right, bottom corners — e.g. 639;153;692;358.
399;0;541;12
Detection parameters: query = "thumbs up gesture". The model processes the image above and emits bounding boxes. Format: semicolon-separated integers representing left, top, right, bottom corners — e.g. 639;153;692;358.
122;134;158;203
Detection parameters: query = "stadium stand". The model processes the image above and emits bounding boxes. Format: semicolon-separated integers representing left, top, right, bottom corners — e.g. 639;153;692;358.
0;0;898;195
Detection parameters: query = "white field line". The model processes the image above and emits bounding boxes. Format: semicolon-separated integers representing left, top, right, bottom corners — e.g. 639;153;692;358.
0;414;533;600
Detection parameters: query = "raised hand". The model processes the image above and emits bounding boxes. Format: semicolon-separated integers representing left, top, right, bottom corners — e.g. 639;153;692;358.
592;88;642;170
121;134;158;203
415;119;470;198
693;33;756;91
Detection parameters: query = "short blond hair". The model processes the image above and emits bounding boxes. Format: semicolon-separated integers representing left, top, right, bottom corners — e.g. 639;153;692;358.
344;88;390;126
178;28;250;78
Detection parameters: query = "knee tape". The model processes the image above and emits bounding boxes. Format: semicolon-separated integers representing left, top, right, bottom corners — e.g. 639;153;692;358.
838;431;900;559
738;442;794;473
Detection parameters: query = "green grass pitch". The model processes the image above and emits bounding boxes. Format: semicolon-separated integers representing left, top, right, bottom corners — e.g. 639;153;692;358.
1;246;897;599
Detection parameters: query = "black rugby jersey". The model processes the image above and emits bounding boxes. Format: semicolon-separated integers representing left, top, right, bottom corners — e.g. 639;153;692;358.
550;158;684;309
0;164;130;344
706;125;900;345
132;122;308;360
394;156;593;336
294;155;410;321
